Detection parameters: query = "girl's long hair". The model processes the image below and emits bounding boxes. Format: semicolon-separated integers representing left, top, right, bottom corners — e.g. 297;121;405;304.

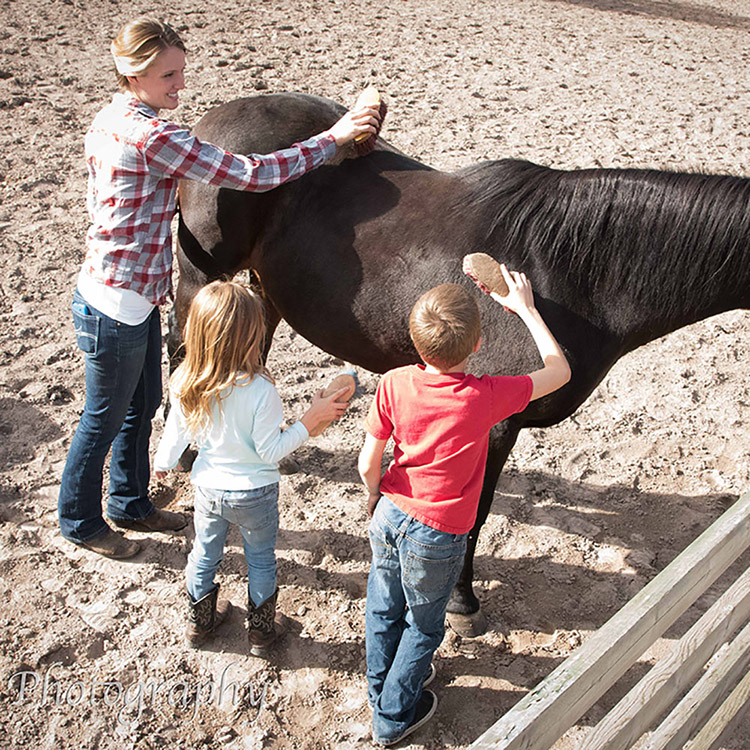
171;280;272;437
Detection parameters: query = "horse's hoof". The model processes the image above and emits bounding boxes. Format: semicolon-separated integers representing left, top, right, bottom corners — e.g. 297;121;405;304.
446;609;488;638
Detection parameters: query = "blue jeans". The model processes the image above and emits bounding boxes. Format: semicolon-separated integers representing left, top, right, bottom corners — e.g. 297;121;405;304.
366;496;467;744
186;484;279;605
58;290;162;542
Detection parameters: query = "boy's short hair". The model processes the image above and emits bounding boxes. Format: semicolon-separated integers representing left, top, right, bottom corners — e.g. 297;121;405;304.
409;284;481;369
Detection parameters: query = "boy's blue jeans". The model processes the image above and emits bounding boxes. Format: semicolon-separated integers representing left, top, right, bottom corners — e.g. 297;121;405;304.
58;291;161;543
186;484;279;606
366;495;467;744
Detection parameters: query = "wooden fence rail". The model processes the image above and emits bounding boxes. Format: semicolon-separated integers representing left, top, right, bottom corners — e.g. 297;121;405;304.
468;491;750;750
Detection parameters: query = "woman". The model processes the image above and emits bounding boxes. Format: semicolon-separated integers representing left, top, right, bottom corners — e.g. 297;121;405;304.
58;17;382;559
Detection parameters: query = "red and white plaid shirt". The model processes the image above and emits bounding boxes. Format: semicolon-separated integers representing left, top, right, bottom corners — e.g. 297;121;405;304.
82;93;336;306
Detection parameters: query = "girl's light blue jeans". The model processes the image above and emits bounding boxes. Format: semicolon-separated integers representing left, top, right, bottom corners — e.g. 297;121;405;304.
366;495;467;744
186;483;279;606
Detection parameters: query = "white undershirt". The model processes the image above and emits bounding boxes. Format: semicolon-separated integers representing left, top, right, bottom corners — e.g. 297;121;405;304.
77;269;155;325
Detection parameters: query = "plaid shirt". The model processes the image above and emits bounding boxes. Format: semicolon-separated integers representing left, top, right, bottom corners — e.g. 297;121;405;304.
83;93;336;305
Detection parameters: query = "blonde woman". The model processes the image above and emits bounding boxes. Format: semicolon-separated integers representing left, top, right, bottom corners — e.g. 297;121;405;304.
153;281;349;652
58;17;382;560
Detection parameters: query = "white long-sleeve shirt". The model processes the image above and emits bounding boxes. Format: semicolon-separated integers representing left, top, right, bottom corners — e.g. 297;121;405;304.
154;373;309;490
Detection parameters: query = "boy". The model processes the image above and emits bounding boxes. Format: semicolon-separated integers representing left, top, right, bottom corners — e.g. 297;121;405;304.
358;265;571;746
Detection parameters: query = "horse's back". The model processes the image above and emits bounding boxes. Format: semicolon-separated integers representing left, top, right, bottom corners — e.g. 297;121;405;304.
176;94;595;412
192;92;345;152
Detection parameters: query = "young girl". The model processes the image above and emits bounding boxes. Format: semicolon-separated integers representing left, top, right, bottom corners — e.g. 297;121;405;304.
154;280;350;653
57;16;382;560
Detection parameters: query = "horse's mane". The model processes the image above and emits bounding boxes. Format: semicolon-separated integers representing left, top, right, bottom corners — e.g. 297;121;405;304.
459;159;750;318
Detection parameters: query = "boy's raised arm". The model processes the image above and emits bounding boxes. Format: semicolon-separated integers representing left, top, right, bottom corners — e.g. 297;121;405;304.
493;264;571;401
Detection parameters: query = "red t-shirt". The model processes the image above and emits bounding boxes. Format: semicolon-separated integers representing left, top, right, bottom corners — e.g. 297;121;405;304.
364;365;533;534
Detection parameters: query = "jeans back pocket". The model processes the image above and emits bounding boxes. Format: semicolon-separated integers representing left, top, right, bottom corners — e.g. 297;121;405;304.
72;300;100;355
404;549;464;597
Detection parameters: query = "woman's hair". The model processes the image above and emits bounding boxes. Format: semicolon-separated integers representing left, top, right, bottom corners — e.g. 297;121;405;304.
110;17;186;90
171;280;272;437
409;283;481;370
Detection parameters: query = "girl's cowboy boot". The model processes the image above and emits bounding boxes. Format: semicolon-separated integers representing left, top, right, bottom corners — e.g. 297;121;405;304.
186;585;231;647
247;588;287;657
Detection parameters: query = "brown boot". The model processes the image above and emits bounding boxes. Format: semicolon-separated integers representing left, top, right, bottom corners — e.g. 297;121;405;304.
186;586;231;647
75;528;141;559
247;589;287;657
113;508;188;533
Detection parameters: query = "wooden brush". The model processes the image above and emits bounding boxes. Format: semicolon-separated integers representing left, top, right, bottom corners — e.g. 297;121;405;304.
462;252;510;297
353;85;381;143
307;371;357;437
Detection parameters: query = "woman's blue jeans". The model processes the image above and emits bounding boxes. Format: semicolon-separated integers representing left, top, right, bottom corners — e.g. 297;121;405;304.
186;483;279;606
58;290;162;543
366;495;467;744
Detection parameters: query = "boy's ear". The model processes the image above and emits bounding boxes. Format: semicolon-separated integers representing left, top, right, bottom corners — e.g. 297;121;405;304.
473;336;482;353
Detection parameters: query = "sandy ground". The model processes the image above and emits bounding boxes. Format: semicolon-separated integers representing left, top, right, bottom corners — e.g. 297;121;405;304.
1;1;750;748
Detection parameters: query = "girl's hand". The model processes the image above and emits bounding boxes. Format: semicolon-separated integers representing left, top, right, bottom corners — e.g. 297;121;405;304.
328;105;382;147
154;470;168;481
300;386;350;433
491;264;535;315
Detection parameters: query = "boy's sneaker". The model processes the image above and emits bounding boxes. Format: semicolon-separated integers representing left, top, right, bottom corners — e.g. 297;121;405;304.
368;664;436;710
376;689;438;746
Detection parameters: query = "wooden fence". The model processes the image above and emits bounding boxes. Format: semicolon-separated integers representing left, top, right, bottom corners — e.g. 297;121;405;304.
468;491;750;750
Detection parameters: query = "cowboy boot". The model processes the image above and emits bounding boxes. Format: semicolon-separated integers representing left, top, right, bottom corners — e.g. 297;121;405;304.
186;585;231;647
247;588;287;657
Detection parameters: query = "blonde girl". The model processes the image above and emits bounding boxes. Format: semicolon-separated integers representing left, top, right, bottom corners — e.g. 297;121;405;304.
154;280;350;652
58;16;381;560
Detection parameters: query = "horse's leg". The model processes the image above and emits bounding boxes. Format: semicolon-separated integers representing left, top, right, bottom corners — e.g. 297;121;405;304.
167;241;213;372
165;243;219;471
247;269;303;478
446;420;521;637
247;270;281;362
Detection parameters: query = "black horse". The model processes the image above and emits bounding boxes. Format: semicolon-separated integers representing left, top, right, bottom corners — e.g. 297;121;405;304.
170;92;750;635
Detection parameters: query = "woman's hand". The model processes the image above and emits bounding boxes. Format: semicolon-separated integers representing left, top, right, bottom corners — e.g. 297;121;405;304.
328;104;382;147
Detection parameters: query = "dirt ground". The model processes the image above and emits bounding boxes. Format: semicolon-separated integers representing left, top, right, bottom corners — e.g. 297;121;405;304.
1;1;750;748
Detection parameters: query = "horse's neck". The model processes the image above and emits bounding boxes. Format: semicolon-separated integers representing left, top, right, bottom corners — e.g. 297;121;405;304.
590;182;750;348
607;281;742;354
479;162;750;348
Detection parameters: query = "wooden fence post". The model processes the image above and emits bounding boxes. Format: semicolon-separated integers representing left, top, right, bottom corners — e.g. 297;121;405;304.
468;492;750;750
